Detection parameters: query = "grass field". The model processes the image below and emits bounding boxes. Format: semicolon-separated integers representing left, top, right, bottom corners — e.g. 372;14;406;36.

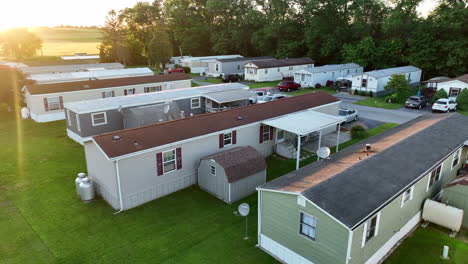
354;96;404;110
247;81;279;89
288;87;337;96
28;27;102;56
0;112;400;264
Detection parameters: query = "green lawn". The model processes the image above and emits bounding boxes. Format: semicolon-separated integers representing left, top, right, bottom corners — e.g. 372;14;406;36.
354;96;404;110
191;81;200;87
384;225;468;264
199;77;223;84
288;87;337;96
247;81;280;89
459;110;468;116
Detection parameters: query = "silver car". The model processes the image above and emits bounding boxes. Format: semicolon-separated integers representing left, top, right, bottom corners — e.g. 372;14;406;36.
339;108;359;123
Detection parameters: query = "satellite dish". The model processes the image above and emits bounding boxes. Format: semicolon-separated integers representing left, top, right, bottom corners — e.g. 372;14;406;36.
238;203;250;216
163;104;170;114
317;147;331;159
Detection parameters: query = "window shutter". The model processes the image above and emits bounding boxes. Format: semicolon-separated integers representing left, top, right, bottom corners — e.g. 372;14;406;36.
232;130;237;144
269;127;274;140
259;125;264;143
43;98;49;112
144;87;148;93
176;147;182;170
111;91;115;97
449;87;452;96
156;152;163;176
132;89;136;94
124;89;128;96
102;92;106;98
59;96;64;109
219;134;224;148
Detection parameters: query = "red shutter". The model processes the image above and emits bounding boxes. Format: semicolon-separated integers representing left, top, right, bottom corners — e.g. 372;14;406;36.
43;98;49;112
124;89;128;96
132;89;136;94
232;130;237;144
111;91;115;97
59;96;64;109
156;152;163;176
144;87;148;93
269;126;274;140
449;87;452;97
219;134;224;148
176;148;182;170
259;125;264;143
102;92;106;98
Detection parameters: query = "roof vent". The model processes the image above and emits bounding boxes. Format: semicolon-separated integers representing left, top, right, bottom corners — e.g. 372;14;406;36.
133;140;139;146
113;136;121;141
365;144;372;152
236;116;243;120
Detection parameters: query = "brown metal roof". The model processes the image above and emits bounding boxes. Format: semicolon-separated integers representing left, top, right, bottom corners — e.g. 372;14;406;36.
202;146;266;183
27;73;191;95
93;91;339;159
247;58;315;69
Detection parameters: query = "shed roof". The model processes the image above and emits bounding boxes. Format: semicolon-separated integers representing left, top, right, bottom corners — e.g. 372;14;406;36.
260;114;468;229
93;91;339;159
202;146;267;183
247;58;315;69
299;63;361;74
28;73;191;95
358;66;421;79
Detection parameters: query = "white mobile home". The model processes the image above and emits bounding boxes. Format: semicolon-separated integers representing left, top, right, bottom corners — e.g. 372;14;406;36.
84;92;341;211
181;55;243;74
294;63;363;87
24;73;192;122
206;57;273;77
423;74;468;98
351;66;422;96
244;58;315;82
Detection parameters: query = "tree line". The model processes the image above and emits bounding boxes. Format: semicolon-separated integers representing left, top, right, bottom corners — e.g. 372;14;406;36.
99;0;467;78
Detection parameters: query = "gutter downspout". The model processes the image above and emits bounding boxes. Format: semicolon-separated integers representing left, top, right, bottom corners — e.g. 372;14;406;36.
113;159;124;214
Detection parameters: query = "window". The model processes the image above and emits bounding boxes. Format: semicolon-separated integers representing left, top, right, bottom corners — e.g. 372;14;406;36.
223;132;232;146
144;86;162;93
124;88;135;95
102;91;114;98
265;69;268;74
210;165;216;176
362;213;380;247
299;212;317;240
262;125;270;142
401;186;414;208
408;73;411;82
452;148;461;169
163;150;176;173
247;68;257;75
47;97;61;111
66;109;72;126
91;112;107;126
301;74;305;81
76;113;81;132
427;164;442;190
277;67;280;72
215;64;219;71
362;78;368;88
191;98;201;109
449;88;461;97
237;65;241;71
276;129;284;142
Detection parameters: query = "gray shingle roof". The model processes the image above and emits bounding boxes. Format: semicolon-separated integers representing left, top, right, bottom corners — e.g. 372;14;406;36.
202;146;267;183
260;114;468;229
359;66;421;79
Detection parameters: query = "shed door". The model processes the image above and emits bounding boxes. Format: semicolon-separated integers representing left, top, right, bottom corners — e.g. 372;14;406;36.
201;162;229;202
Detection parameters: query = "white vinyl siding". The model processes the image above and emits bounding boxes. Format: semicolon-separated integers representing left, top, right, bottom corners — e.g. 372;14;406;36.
91;112;107;126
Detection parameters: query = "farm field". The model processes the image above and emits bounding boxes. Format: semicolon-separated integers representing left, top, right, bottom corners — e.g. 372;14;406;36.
29;27;102;56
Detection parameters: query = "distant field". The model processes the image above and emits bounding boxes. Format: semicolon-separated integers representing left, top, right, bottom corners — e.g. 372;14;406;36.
29;27;102;56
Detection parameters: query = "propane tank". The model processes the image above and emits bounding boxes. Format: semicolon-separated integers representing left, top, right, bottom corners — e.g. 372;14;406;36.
75;173;86;196
79;177;95;201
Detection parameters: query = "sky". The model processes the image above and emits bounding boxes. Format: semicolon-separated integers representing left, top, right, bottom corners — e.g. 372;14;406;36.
0;0;439;30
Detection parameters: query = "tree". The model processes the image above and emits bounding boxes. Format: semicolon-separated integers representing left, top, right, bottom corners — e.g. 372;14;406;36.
432;88;448;103
0;66;32;108
0;28;42;60
147;25;173;68
384;74;414;103
456;88;468;110
99;10;130;64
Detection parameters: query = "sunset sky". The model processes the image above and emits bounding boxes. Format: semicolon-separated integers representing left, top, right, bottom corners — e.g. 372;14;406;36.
0;0;439;30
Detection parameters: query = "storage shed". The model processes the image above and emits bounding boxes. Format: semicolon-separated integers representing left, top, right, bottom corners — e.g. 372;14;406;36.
442;173;468;228
198;146;267;203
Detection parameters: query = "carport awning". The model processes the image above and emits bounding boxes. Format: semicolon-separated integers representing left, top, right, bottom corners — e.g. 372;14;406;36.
262;110;346;136
204;89;253;103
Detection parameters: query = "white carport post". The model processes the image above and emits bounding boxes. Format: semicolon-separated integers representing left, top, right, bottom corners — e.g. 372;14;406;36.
316;129;323;161
336;123;341;152
296;134;301;170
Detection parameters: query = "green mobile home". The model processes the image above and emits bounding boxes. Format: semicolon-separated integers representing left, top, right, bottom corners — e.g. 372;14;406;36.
257;114;468;264
442;174;468;228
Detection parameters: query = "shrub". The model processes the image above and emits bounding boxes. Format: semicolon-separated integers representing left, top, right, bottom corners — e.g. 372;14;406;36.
325;80;334;87
431;89;448;103
359;90;367;96
385;93;399;103
174;64;181;68
315;83;322;88
368;91;373;97
182;67;190;74
354;89;359;95
456;88;468;110
351;125;368;139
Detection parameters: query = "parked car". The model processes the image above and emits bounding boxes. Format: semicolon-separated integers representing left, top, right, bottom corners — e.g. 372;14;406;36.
432;98;457;113
165;68;185;73
405;96;428;109
249;87;277;104
278;81;301;92
257;94;287;104
338;108;359;123
222;74;242;83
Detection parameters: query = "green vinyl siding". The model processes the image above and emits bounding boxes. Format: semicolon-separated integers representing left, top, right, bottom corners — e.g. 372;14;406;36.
442;185;468;227
260;191;349;264
349;147;466;264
